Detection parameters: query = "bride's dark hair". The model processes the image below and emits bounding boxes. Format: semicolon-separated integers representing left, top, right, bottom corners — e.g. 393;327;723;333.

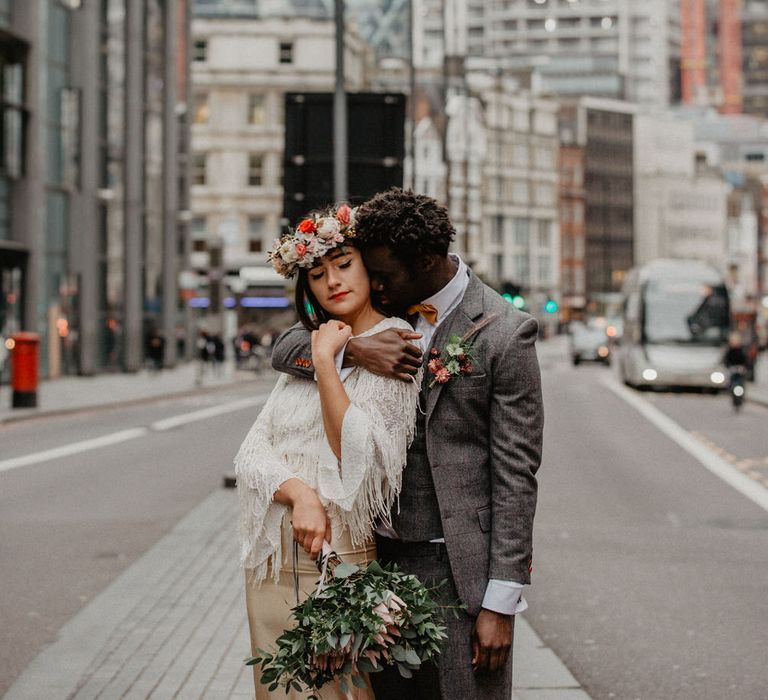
295;267;331;331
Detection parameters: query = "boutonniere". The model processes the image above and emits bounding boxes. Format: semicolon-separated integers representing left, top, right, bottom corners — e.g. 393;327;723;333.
427;313;499;388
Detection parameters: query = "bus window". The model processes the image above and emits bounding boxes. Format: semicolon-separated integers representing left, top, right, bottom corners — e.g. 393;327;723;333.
644;281;728;345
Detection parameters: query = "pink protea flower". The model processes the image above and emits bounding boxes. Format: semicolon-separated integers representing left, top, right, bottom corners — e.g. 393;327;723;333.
336;203;351;225
435;367;450;384
427;358;443;373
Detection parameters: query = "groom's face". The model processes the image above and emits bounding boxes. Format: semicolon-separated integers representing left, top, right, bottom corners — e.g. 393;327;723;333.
361;245;420;316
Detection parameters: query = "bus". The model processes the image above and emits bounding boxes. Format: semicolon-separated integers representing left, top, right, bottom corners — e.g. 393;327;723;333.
619;260;730;389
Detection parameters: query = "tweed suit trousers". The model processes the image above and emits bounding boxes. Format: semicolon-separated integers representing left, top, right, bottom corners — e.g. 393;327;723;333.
371;536;514;700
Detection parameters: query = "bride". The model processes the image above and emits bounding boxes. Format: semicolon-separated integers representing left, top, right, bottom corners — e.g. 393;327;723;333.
234;204;420;699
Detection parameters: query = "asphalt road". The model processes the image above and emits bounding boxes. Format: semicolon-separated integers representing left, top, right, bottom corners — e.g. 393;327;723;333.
529;347;768;700
2;347;767;699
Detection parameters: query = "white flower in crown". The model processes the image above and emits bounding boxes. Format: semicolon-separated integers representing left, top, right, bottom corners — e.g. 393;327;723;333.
279;239;299;264
317;217;341;241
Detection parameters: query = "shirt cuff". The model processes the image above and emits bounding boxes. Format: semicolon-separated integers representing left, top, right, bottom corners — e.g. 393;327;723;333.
314;340;354;382
481;579;528;616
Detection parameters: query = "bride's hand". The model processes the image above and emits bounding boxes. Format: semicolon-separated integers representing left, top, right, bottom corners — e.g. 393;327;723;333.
311;320;352;365
291;487;332;560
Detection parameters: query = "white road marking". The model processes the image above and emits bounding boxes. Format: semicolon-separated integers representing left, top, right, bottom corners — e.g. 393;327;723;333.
602;377;768;513
149;394;268;431
0;393;270;474
0;428;148;474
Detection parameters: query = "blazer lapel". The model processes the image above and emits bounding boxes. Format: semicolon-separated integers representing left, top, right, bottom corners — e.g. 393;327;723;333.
425;272;486;422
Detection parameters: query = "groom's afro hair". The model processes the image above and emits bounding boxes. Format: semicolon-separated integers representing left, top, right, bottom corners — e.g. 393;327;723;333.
354;188;455;260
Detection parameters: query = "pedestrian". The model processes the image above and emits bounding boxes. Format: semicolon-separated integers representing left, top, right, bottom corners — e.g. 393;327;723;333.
196;329;211;385
211;333;225;376
271;188;544;700
233;203;419;699
147;330;165;371
724;332;748;371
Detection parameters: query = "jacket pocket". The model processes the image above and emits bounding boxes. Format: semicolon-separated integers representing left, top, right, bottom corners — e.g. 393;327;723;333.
477;505;492;532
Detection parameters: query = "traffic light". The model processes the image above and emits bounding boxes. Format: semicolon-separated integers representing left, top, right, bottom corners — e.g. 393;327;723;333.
501;282;526;309
544;299;558;314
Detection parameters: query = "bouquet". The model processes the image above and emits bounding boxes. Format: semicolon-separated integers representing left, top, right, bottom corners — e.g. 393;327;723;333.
246;545;456;697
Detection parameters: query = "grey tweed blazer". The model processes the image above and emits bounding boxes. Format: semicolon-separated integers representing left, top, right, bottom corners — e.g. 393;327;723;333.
271;271;544;615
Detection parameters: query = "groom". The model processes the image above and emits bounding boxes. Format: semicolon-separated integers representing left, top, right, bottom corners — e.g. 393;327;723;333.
271;188;543;699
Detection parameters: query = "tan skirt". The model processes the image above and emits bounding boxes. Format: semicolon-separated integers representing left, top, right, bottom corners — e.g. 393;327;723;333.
245;517;377;700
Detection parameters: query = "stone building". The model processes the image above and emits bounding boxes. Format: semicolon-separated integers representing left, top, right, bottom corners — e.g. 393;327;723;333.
0;0;190;377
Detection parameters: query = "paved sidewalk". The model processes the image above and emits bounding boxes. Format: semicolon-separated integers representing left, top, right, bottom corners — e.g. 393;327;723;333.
3;489;591;700
0;361;272;425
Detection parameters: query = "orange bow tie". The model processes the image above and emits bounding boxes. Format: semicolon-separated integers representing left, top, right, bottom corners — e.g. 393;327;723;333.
407;303;439;325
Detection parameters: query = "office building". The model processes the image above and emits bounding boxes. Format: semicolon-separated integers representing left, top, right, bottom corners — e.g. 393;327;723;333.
0;0;190;377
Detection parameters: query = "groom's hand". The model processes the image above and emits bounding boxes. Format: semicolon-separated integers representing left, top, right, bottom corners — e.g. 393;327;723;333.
345;329;422;381
471;609;513;674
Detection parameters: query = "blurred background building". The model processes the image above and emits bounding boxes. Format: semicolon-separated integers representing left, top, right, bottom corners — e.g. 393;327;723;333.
0;0;191;378
3;0;768;380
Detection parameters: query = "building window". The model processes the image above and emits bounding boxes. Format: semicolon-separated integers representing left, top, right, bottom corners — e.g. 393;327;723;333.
248;154;263;186
248;94;266;125
248;216;265;252
492;215;504;245
192;153;206;185
192;217;207;252
193;93;209;124
279;42;293;64
1;56;27;178
512;180;528;204
61;87;80;190
538;255;551;285
537;220;551;248
493;254;503;281
513;218;530;247
513;254;530;285
193;39;207;62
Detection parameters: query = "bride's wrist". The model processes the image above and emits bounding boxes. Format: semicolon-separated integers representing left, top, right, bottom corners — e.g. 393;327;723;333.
313;352;336;372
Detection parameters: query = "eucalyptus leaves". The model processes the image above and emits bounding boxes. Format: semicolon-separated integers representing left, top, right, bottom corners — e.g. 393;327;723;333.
246;559;455;697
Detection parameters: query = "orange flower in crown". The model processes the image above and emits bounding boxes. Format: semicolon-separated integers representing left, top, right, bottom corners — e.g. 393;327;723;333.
268;204;357;278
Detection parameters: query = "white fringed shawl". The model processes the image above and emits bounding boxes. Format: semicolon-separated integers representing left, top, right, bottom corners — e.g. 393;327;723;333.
233;317;420;585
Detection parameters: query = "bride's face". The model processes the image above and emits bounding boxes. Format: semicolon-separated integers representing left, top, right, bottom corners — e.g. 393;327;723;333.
307;246;371;318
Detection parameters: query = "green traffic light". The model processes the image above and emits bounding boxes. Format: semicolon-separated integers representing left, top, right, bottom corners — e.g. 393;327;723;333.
502;293;514;303
512;295;525;309
544;300;558;314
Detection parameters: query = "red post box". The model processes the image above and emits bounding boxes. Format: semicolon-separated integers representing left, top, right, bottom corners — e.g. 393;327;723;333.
10;332;40;408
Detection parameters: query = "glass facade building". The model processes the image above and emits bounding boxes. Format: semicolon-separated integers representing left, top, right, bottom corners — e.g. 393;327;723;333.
0;0;190;378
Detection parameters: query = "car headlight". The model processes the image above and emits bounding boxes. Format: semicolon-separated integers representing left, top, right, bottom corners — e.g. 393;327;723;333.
710;372;726;385
642;368;658;381
733;385;745;397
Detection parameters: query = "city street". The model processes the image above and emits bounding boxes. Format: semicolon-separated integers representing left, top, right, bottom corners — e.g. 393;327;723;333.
2;341;768;699
0;384;274;697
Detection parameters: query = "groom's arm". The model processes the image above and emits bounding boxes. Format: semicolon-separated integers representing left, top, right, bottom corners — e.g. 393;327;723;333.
472;314;543;674
488;314;543;583
272;323;423;381
271;323;316;379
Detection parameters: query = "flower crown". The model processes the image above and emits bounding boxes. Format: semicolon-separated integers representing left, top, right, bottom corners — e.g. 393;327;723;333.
268;204;357;279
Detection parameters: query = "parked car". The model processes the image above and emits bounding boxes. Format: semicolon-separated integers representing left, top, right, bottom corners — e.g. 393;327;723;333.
570;324;611;366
